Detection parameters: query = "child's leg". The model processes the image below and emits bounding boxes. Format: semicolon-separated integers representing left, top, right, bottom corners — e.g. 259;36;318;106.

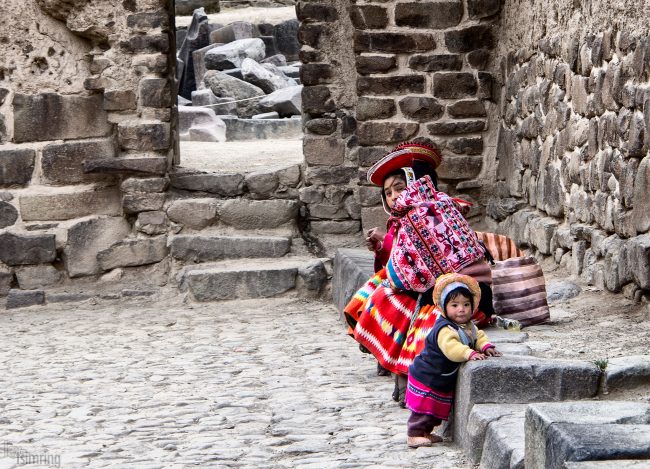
407;412;442;437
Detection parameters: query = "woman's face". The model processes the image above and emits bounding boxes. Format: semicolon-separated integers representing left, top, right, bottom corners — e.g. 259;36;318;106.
383;174;407;210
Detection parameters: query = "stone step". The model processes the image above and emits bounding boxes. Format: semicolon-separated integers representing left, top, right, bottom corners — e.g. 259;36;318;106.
602;355;650;394
177;257;327;301
525;401;650;469
169;234;291;262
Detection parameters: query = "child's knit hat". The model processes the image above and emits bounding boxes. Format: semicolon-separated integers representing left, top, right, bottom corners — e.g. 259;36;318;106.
433;273;481;314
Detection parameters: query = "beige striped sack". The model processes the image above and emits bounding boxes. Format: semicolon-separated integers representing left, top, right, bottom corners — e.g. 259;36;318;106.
491;256;550;327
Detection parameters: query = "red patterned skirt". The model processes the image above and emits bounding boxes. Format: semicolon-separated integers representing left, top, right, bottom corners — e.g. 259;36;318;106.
405;374;454;420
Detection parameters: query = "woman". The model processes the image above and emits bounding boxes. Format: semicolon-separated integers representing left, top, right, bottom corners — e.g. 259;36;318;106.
344;142;494;405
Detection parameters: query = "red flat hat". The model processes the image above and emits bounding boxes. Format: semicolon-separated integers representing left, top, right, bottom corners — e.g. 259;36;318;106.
367;142;443;186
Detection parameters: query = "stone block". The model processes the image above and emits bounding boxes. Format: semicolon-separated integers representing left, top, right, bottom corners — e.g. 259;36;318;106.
332;248;374;313
118;123;171;151
309;203;348;220
103;90;137;111
409;54;463;72
219;199;298;229
428;120;486;135
13;93;112;143
354;32;435;53
274;20;300;62
19;188;121;221
170;235;290;262
359;186;382;207
480;411;525;469
467;49;490;69
603;355;650;393
436;155;483;180
63;217;131;277
83;157;168;176
120;34;169;54
41;138;116;185
305;166;358;185
454;356;601;455
15;265;62;290
302;85;335;114
175;0;219;15
528;216;559;255
633;155;650;232
525;401;650;469
297;260;328;293
626;234;650;289
97;236;168;271
126;11;169;30
0;264;13;296
448;137;484;155
399;96;444;122
244;169;279;195
445;25;494;53
358;146;389;166
258;85;302;117
167;198;218;230
350;5;388;29
305;118;337;135
139;78;171;108
220;116;301;141
357;75;426;95
0;232;56;266
433;73;477;98
447;100;487;118
467;0;501;18
361;206;388;234
465;404;528;464
132;54;168;73
357;122;419;146
310;220;360;235
394;1;462;29
357;97;396;121
303;137;345;166
209;21;259;44
169;172;244;196
356;54;397;75
299;63;333;87
135;211;170;235
6;289;45;309
121;177;168;193
0;148;35;186
123;192;165;214
241;58;297;94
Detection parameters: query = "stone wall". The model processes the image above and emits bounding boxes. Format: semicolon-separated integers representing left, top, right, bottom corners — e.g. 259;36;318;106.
0;0;177;294
488;0;650;295
298;0;502;237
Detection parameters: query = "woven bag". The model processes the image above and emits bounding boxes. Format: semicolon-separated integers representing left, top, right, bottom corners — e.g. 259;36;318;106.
386;183;485;292
491;256;550;326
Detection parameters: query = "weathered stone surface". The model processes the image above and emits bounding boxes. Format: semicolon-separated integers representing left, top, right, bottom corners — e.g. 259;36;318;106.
0;232;56;266
300;63;334;86
121;177;168;193
20;188;121;221
103;90;137;111
0;202;18;229
121;34;170;54
205;38;265;70
358;146;389;167
6;289;45;309
309;203;348;220
525;401;650;469
97;237;168;271
332;248;374;313
16;265;62;290
448;100;487;118
169;172;244;196
357;122;419;146
209;21;258;44
41;138;116;184
175;0;219;15
63;217;131;277
409;54;462;72
355;32;435;53
297;260;327;293
0;149;35;186
310;220;361;234
0;264;12;296
357;75;426;95
274;20;300;62
258;85;302;117
428;120;485;135
445;25;494;52
350;4;388;29
399;96;444;122
302;85;336;114
454;356;601;455
356;54;397;75
261;54;287;67
244;169;279;195
357;97;396;121
467;0;501;18
13;93;111;143
632;155;650;232
433;73;477;98
361;206;388;234
467;49;490;69
167;198;218;230
603;355;650;392
465;404;528;464
626;234;650;289
306;166;357;185
139;78;171;108
546;280;581;304
204;70;265;110
394;1;462;29
436;155;483;180
170;235;290;262
135;211;170;236
118;123;170;151
480;411;525;469
123;192;166;214
219;199;298;229
221;116;302;141
528;216;560;255
305;118;337;135
448;137;484;155
303;137;345;166
83;157;168;176
241;58;297;94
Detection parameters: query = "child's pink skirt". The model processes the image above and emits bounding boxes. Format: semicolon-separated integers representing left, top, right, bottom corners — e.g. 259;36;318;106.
405;375;453;420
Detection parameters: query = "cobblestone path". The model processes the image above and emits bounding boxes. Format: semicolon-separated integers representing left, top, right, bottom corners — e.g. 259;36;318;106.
0;296;468;468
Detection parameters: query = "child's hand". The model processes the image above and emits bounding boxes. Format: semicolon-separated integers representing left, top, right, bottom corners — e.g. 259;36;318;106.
484;348;502;357
365;227;385;251
469;353;487;361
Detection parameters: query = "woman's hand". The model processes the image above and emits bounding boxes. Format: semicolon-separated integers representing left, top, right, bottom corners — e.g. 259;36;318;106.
469;352;487;361
365;227;386;251
484;348;502;357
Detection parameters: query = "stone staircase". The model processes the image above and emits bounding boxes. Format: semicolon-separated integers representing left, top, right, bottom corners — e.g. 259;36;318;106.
334;249;650;468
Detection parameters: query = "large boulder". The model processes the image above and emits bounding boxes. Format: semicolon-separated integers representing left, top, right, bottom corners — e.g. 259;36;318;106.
178;106;226;142
258;85;302;117
204;70;265;117
241;58;297;94
204;38;266;70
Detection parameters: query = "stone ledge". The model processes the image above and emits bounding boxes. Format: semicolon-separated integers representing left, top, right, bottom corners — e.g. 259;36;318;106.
332;248;374;314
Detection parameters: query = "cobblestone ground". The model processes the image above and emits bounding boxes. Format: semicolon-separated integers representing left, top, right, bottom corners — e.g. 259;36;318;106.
0;296;469;468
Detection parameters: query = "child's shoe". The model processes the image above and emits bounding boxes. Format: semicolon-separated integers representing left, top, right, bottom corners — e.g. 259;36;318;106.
425;433;443;443
407;436;433;448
